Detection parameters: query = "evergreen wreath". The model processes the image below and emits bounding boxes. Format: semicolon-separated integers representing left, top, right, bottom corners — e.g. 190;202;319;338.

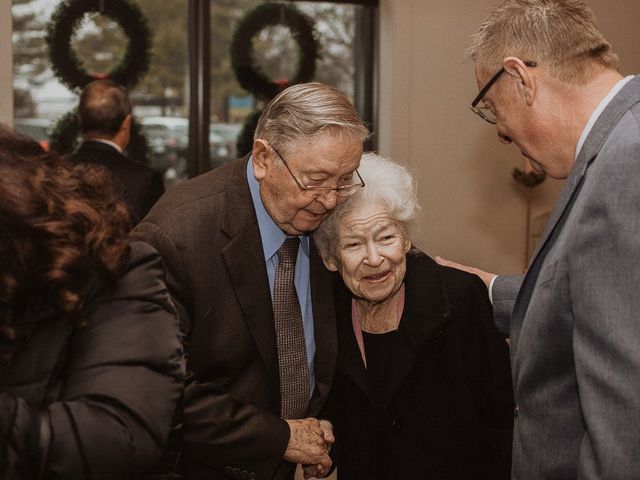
46;0;152;90
46;0;151;163
236;109;263;159
230;2;319;101
48;110;79;154
49;109;150;163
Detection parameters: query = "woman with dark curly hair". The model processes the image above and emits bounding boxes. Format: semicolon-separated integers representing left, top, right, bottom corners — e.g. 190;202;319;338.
0;126;185;479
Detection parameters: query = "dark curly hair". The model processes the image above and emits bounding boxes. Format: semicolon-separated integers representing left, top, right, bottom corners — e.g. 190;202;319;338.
0;125;131;360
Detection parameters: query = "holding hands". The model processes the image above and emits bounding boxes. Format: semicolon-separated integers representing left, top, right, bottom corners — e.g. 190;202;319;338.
285;418;335;479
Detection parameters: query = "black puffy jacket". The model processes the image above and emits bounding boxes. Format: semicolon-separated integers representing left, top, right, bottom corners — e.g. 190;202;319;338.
0;242;185;479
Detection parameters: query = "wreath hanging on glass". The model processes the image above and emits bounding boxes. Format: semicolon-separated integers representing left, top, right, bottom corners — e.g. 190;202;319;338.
230;2;319;156
45;0;151;160
46;0;151;90
230;2;320;101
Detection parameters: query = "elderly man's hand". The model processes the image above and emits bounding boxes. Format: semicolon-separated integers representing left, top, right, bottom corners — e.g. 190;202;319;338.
284;418;332;470
435;256;496;288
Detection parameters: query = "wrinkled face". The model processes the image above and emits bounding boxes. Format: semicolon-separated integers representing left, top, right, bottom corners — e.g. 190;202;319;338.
253;133;363;235
475;64;569;179
325;202;410;304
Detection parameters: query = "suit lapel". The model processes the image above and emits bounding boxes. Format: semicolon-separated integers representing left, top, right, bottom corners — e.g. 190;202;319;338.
513;75;640;324
220;157;279;393
307;240;338;415
334;275;374;405
383;252;451;406
335;251;451;408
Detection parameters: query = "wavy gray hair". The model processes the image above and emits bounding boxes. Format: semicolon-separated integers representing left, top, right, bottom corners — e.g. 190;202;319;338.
254;82;369;154
314;152;420;261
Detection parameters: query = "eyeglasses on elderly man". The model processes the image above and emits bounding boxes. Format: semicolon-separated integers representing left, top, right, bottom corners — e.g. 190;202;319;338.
268;142;365;199
469;60;537;124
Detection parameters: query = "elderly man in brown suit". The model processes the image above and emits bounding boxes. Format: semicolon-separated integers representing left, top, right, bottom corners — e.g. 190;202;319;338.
133;83;368;480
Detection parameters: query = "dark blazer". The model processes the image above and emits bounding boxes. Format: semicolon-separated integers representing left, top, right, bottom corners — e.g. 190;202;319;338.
0;242;184;480
132;157;338;480
69;140;165;222
324;250;513;480
492;75;640;478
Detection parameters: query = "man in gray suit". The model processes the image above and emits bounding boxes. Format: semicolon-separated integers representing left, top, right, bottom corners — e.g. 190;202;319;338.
437;0;640;478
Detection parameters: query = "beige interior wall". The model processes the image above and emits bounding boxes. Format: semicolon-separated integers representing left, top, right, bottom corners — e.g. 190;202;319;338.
378;0;640;275
0;0;13;126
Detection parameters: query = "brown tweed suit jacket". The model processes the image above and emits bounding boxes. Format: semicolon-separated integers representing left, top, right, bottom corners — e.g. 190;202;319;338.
133;156;337;480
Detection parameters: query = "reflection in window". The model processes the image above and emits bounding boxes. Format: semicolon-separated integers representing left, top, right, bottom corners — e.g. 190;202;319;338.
11;0;190;188
12;0;372;183
210;1;365;168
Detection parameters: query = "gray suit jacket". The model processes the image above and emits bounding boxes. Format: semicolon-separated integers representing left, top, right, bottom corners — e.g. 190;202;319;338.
493;75;640;479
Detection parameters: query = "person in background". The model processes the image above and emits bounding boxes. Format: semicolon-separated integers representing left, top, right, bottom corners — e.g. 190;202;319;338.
438;0;640;477
314;153;513;480
70;79;164;222
132;83;369;480
0;126;184;479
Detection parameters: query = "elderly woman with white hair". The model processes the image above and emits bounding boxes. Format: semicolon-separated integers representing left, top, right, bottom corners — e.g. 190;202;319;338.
313;153;513;480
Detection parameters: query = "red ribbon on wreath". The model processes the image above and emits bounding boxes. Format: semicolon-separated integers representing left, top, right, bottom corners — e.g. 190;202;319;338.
275;78;290;92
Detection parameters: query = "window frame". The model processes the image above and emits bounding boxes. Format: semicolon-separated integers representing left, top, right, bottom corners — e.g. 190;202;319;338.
187;0;377;176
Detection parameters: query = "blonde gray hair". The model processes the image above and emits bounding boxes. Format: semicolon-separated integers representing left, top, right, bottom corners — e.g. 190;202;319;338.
314;153;420;261
254;82;369;154
468;0;619;84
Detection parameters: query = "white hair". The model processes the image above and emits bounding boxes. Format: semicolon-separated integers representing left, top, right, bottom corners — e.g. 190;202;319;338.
314;152;420;261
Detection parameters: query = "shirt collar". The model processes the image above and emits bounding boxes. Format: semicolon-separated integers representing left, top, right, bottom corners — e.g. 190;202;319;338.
83;138;123;154
246;157;309;262
575;75;634;159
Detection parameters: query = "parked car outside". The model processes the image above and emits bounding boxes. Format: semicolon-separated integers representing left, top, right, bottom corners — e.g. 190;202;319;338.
140;117;243;175
210;122;241;169
140;116;189;182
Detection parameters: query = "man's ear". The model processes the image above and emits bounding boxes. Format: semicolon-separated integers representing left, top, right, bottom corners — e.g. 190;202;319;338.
503;57;536;106
252;139;270;181
120;114;132;133
322;255;338;272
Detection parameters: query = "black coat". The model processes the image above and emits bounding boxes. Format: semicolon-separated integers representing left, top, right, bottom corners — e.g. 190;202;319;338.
69;141;165;222
324;250;514;480
0;242;185;479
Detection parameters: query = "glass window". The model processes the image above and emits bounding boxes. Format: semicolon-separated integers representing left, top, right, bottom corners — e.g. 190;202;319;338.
12;0;374;181
11;0;190;189
209;0;369;169
12;0;68;150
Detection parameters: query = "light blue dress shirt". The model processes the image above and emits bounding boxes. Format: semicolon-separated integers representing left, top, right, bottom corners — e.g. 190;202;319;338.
246;158;316;396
